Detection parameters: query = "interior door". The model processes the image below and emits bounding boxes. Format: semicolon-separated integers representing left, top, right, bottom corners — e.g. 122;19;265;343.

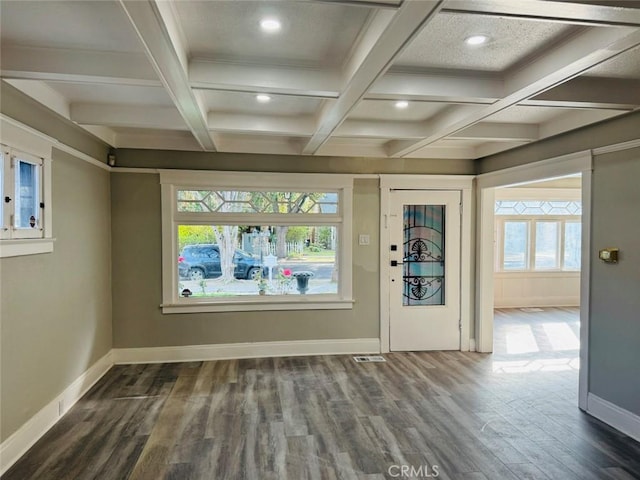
389;190;461;351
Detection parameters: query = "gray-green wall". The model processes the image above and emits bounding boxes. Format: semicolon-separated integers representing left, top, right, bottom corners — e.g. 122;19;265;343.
589;146;640;416
479;111;640;174
480;113;640;417
111;151;474;348
111;174;381;346
0;149;112;441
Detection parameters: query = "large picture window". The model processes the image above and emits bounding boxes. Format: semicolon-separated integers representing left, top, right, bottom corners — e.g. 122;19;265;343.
160;170;353;313
496;199;581;272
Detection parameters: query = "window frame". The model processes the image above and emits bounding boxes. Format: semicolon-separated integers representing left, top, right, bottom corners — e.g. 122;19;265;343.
160;170;354;313
496;216;582;272
0;144;53;257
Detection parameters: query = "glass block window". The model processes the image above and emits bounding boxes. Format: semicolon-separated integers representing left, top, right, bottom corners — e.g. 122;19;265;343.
177;190;338;214
496;200;581;216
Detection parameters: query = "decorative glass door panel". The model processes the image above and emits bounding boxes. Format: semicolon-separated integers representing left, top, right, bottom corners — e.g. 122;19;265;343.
403;205;445;306
389;190;460;352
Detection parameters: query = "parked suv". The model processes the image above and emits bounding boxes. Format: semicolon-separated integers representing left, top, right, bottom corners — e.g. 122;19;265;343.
178;244;263;280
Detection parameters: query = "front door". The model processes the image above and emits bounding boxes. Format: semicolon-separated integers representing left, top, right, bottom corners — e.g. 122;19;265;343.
389;190;461;351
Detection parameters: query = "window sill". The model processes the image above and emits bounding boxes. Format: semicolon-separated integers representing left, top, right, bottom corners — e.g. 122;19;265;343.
0;238;55;258
496;270;580;277
161;297;355;314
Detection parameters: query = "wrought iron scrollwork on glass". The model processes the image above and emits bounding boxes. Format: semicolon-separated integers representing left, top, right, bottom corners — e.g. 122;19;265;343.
403;205;445;306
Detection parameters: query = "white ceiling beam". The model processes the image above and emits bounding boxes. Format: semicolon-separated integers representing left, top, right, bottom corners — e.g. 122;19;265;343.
474;141;530;159
311;0;401;10
404;144;477;159
214;135;303;156
116;131;202;151
4;79;71;119
204;114;538;142
444;0;640;27
81;126;118;147
1;45;161;87
451;123;539;142
389;25;640;157
207;113;315;136
118;0;216;151
369;70;502;103
539;109;626;138
372;72;640;109
526;77;640;110
315;142;389;158
341;8;398;83
302;0;445;155
336;119;426;138
190;60;341;98
71;103;186;130
5;44;635;112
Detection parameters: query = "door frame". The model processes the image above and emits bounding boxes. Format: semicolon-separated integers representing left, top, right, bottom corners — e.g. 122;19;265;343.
475;150;592;410
380;175;474;353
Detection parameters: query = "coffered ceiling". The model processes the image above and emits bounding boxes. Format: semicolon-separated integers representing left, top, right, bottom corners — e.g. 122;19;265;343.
2;0;639;160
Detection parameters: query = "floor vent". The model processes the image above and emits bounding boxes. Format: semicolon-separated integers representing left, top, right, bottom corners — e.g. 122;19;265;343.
353;355;386;363
520;307;544;312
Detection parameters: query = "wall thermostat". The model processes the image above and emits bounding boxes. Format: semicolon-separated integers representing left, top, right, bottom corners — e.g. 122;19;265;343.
598;248;619;263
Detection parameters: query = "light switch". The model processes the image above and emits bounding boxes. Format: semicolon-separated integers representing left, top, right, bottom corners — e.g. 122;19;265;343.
359;234;370;246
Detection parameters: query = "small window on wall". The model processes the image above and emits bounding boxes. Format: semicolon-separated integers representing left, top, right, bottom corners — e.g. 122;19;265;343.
1;145;51;249
496;200;581;272
160;170;353;313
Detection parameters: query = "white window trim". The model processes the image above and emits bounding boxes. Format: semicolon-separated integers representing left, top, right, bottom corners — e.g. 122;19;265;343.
159;170;354;313
496;216;582;272
0;143;53;258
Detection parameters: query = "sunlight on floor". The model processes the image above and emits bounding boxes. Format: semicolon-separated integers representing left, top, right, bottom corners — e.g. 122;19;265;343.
493;357;580;374
505;325;539;354
542;322;580;350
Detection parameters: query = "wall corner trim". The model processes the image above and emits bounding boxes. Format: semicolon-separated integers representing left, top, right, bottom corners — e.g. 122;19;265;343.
477;150;592;188
0;351;114;476
0;114;111;172
112;338;381;364
587;393;640;443
592;138;640;156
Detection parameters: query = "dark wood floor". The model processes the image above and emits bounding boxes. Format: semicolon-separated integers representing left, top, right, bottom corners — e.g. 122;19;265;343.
4;311;640;479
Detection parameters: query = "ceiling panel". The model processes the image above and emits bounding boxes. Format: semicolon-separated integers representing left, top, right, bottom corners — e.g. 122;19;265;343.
323;137;389;147
199;90;322;116
46;83;175;107
0;0;144;53
348;100;447;121
394;12;576;72
486;106;568;124
1;0;639;159
175;1;373;67
584;46;640;79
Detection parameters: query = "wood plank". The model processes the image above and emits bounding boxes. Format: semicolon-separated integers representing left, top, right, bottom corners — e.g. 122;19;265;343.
5;309;640;480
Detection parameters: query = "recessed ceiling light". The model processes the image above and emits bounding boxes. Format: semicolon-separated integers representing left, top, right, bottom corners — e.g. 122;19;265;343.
260;18;281;33
465;35;488;46
395;100;409;109
256;94;271;103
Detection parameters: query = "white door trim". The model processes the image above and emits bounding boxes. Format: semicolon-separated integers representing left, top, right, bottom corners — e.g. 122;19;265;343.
475;151;592;411
379;175;474;353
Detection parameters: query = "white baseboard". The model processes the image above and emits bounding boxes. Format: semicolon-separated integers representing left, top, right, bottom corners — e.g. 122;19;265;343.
587;393;640;442
469;339;477;352
1;338;380;474
113;338;381;364
0;351;114;476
